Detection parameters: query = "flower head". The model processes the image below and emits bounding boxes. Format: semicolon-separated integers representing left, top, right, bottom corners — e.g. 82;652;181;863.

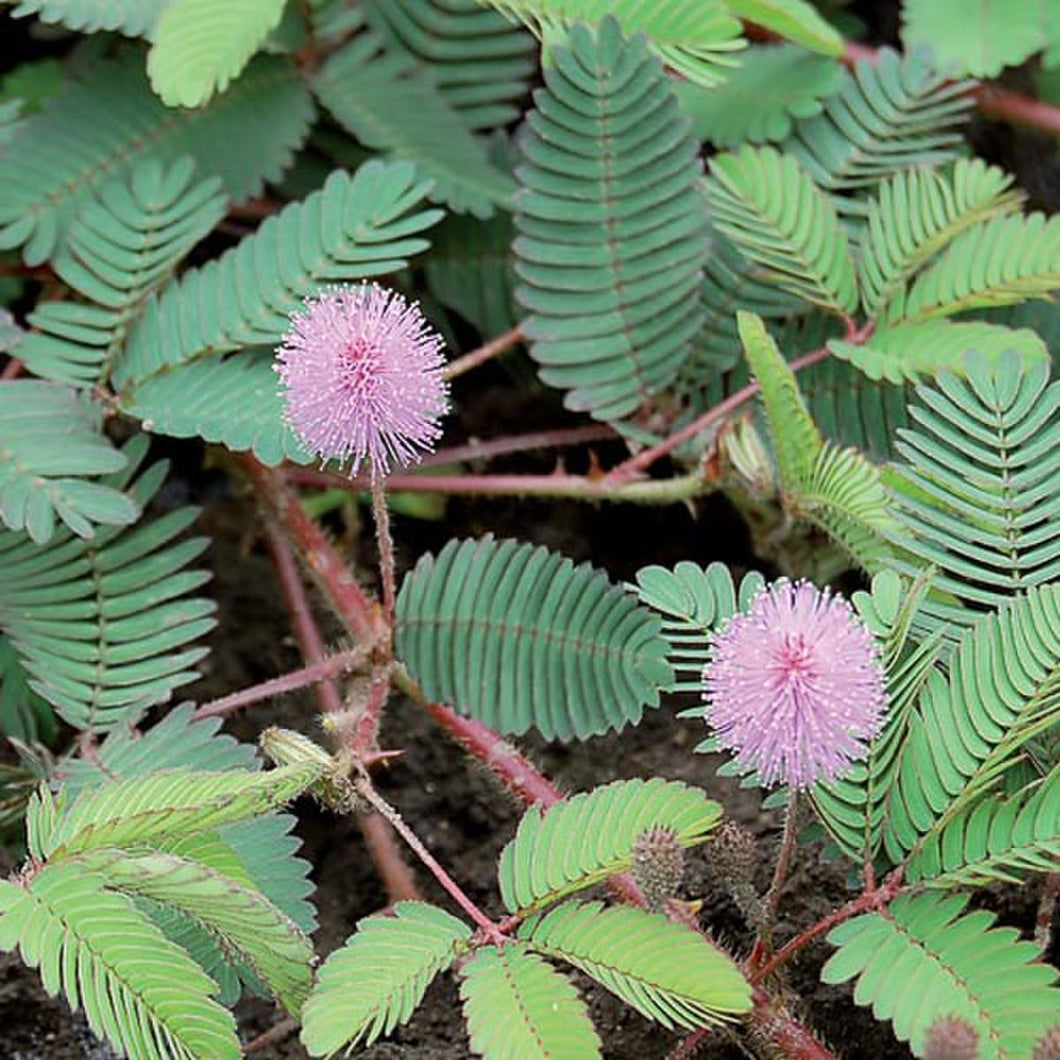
276;283;449;476
702;579;887;789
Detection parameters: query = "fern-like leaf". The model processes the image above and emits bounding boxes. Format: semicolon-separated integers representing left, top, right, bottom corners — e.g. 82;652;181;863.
480;0;746;87
858;159;1025;321
6;0;169;37
19;158;226;387
811;570;944;861
883;584;1060;864
34;762;321;860
362;0;537;131
147;0;287;107
113;161;440;392
902;0;1048;79
708;150;858;313
634;561;765;694
513;17;709;421
0;862;240;1059
79;848;313;1015
888;354;1060;629
461;945;602;1060
675;44;843;148
724;0;843;55
0;50;314;265
312;27;514;217
522;901;752;1028
498;779;721;916
300;901;471;1056
903;213;1060;319
785;48;974;191
123;350;311;466
0;437;216;729
822;891;1059;1058
396;535;673;739
829;320;1049;384
0;381;137;542
906;766;1060;886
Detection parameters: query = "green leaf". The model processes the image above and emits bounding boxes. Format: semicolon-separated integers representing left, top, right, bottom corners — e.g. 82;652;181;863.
79;848;314;1016
312;28;514;217
786;47;974;191
19;158;226;387
513;17;709;421
361;0;537;131
0;382;136;543
498;779;721;916
858;159;1025;321
113;162;441;392
461;945;601;1060
123;350;311;466
902;0;1048;79
906;766;1060;886
904;213;1060;319
301;901;471;1056
724;0;843;55
883;584;1060;864
812;571;943;862
148;0;288;107
39;763;322;859
887;354;1060;630
6;0;169;37
523;901;752;1028
0;861;240;1059
480;0;746;87
738;311;823;484
829;320;1049;385
395;535;673;740
675;44;843;148
822;892;1059;1058
0;633;55;743
0;437;216;730
0;50;314;265
708;150;858;313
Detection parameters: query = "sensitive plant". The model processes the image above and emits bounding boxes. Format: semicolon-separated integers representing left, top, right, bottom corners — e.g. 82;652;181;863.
0;1;1058;1059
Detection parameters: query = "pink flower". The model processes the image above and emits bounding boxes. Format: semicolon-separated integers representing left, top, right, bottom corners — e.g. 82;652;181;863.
276;284;449;476
702;579;887;789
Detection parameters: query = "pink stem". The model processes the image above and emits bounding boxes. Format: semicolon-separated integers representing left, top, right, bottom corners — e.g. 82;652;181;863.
192;647;368;721
443;325;523;379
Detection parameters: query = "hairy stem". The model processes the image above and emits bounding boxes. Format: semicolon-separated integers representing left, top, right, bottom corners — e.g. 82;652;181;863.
356;777;505;942
756;788;799;954
192;647;369;721
259;519;420;905
370;472;396;633
443;325;523;379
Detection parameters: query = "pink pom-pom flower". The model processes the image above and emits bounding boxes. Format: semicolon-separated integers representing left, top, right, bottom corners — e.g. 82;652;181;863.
276;283;449;476
702;579;887;790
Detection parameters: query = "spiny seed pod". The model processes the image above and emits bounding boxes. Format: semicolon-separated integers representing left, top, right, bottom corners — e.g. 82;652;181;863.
710;818;763;923
631;827;684;912
1034;1025;1060;1060
923;1016;980;1060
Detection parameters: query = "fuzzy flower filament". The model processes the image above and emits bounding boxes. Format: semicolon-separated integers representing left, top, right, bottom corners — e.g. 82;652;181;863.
702;579;887;790
276;283;449;476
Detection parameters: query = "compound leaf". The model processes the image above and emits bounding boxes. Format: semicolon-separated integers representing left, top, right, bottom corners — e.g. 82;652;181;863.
498;779;721;916
6;0;170;36
724;0;843;55
523;901;752;1029
822;892;1059;1058
0;861;239;1059
148;0;288;107
514;17;709;421
395;535;673;740
0;51;314;265
461;945;601;1060
708;150;857;313
301;901;471;1056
